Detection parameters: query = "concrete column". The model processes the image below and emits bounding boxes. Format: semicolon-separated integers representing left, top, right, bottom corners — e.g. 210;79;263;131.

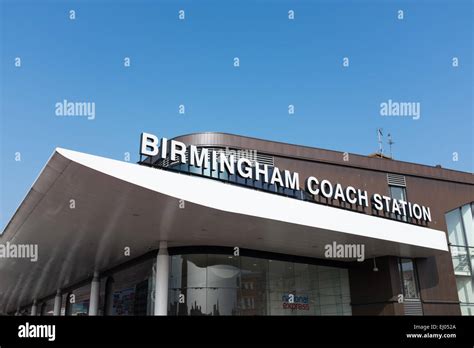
154;241;169;316
88;272;100;316
31;300;37;316
53;290;62;316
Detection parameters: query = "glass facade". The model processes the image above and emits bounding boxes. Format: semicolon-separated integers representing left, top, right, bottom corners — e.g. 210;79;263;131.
445;203;474;315
20;252;351;316
66;284;91;316
101;258;154;316
40;298;55;316
167;254;351;316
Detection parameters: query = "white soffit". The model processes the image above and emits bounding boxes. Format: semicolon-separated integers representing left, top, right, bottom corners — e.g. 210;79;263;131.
57;148;448;252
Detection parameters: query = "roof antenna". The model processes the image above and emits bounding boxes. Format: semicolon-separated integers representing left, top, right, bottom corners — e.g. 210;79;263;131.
387;133;394;159
377;128;384;156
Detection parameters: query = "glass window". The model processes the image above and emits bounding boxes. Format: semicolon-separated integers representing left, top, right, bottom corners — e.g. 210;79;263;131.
445;203;474;316
399;258;420;299
389;186;407;221
40;299;54;316
60;293;69;316
186;288;207;315
211;156;219;179
461;204;474;247
457;277;474;304
268;260;295;291
262;168;273;191
340;269;352;316
207;254;240;288
203;164;211;178
229;171;237;183
107;259;153;316
269;182;277;193
211;167;219;179
458;276;474;314
236;174;246;186
293;264;319;316
207;288;239;315
460;304;474;316
252;169;263;189
168;253;351;316
450;246;471;276
318;265;344;316
268;260;296;315
446;208;467;246
470;247;474;273
189;164;202;175
219;168;229;181
240;257;268;315
68;284;91;316
389;186;406;201
171;254;208;288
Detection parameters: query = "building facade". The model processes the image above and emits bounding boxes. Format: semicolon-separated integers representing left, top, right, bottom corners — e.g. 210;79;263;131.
0;132;473;316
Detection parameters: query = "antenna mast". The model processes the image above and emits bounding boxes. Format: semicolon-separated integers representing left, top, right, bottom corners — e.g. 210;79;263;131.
387;133;394;159
377;128;384;156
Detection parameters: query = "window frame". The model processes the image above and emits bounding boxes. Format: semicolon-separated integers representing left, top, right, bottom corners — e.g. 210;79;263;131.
398;258;421;300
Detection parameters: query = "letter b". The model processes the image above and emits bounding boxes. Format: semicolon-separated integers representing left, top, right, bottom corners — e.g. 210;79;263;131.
140;132;159;156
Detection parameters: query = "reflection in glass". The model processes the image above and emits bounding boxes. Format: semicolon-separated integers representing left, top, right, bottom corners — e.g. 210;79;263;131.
389;186;407;221
69;284;90;316
207;254;240;288
40;299;54;316
450;246;471;275
399;258;420;299
240;257;268;315
189;164;202;175
106;259;153;316
207;288;239;315
446;203;474;315
447;208;467;246
461;204;474;247
168;254;352;316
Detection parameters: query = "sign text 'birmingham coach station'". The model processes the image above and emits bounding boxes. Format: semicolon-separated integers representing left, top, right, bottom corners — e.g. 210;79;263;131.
140;132;432;223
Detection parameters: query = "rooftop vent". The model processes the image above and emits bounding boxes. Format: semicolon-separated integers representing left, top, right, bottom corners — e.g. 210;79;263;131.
387;173;406;187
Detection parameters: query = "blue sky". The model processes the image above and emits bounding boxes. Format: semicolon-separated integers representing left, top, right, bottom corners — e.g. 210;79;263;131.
1;0;473;230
